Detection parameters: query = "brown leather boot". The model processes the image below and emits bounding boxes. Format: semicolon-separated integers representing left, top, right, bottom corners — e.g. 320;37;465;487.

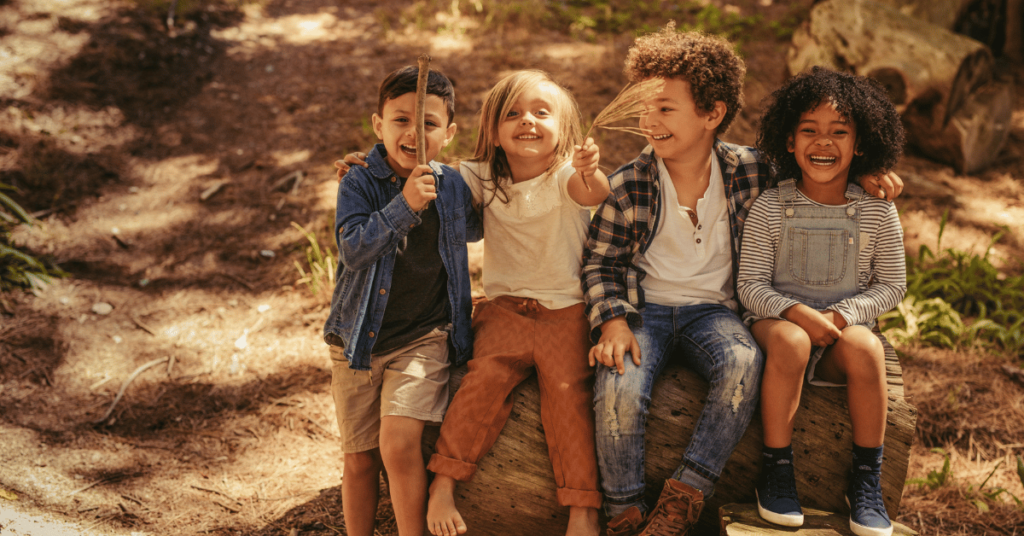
636;479;704;536
606;506;644;536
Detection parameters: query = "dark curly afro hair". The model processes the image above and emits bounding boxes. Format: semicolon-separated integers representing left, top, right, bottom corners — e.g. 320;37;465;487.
624;22;745;135
756;66;905;186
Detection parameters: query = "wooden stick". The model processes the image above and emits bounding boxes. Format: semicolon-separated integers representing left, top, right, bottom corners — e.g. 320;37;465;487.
415;54;431;167
94;356;170;424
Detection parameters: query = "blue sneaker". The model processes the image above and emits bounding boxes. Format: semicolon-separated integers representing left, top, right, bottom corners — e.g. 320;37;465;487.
755;458;803;527
846;470;893;536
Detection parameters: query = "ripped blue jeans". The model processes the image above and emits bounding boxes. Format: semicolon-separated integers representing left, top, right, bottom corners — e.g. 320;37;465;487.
594;303;764;517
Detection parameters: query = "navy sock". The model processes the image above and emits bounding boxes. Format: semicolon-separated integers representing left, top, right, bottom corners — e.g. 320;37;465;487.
762;445;794;468
851;444;883;473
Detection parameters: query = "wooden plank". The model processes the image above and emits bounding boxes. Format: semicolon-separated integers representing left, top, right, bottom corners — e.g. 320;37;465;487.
720;502;918;536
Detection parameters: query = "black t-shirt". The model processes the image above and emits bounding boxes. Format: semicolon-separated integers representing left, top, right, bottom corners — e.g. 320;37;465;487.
373;198;450;355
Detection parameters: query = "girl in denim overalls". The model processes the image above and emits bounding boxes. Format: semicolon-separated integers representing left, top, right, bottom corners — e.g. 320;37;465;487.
736;67;907;536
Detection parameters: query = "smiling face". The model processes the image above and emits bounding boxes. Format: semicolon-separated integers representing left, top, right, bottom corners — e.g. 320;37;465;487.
788;100;859;193
496;81;562;176
372;92;457;178
639;77;723;164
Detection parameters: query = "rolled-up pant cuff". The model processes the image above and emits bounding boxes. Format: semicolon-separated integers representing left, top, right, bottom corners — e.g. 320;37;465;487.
557;487;603;509
427;453;477;482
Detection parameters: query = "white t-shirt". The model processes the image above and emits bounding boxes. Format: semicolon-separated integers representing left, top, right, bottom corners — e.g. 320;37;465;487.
637;154;736;310
460;161;591;310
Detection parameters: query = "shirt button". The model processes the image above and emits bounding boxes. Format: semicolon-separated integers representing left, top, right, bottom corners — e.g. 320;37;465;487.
696;238;702;244
847;207;856;216
379;289;386;295
785;208;794;216
391;177;397;183
368;332;375;338
409;224;415;229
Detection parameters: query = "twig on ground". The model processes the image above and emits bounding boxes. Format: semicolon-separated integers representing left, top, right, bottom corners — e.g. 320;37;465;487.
70;477;118;496
1002;364;1024;385
191;485;243;507
94;356;170;424
130;313;157;336
215;272;254;291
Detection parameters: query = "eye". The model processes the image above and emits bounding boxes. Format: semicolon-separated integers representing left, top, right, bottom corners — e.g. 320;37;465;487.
536;109;550;116
660;107;672;113
799;127;815;134
506;110;519;118
425;120;439;128
394;117;409;123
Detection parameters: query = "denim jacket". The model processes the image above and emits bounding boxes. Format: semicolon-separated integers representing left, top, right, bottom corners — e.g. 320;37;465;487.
324;144;483;370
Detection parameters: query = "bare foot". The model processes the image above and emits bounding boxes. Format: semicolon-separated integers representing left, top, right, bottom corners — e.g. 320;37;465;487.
427;475;467;536
566;506;600;536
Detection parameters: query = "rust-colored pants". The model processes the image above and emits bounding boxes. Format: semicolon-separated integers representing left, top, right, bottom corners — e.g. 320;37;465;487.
426;296;602;508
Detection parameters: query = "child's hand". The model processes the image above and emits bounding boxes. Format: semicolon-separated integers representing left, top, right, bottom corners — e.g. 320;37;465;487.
403;164;437;212
334;152;369;181
783;303;842;347
572;137;601;183
861;170;904;202
589;316;641;375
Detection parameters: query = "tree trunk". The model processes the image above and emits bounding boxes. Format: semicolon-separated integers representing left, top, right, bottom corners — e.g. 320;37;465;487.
421;331;917;536
871;0;1016;59
789;0;1010;174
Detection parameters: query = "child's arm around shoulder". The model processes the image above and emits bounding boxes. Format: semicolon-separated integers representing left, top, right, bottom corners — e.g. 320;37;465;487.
567;137;611;206
443;162;483;243
335;166;423;271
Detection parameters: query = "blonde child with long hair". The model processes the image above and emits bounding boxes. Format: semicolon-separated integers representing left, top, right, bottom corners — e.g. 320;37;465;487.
428;69;609;536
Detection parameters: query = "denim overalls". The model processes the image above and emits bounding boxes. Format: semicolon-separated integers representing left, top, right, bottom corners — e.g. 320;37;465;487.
773;179;871;385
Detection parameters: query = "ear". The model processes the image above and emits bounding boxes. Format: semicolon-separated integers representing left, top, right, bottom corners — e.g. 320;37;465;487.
705;101;727;131
443;122;458;147
786;135;795;153
371;113;384;140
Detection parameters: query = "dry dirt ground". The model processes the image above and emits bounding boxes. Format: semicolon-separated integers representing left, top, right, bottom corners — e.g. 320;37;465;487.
1;0;1024;535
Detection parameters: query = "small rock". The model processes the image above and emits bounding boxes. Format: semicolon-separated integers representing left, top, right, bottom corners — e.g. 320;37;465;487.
92;302;113;315
59;296;69;305
259;250;275;258
112;335;122;344
257;304;271;313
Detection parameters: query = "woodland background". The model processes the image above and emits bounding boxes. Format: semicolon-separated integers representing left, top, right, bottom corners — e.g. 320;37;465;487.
1;0;1023;535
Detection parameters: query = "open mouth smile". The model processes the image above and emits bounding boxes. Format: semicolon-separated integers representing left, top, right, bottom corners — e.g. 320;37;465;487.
809;155;836;166
651;134;671;141
400;144;417;155
515;134;540;140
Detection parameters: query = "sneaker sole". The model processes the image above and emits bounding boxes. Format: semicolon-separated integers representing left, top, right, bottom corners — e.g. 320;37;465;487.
755;489;803;527
845;495;893;536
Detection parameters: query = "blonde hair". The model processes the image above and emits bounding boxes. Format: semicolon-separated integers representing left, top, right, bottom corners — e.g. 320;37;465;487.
470;70;582;205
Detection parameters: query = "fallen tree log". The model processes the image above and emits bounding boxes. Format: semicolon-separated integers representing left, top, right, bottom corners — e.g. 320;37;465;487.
421;330;917;535
871;0;1018;62
789;0;1011;174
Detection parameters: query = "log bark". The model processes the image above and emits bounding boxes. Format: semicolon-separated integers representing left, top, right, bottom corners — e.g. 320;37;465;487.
789;0;1010;173
871;0;1016;59
421;331;917;536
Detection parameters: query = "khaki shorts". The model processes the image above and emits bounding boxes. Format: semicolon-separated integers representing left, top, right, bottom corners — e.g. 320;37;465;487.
329;327;451;453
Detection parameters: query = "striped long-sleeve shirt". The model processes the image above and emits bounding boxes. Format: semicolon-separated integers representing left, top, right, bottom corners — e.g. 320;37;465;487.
736;182;907;327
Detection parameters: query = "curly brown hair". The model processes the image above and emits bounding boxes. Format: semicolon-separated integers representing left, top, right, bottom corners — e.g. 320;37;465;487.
624;22;745;135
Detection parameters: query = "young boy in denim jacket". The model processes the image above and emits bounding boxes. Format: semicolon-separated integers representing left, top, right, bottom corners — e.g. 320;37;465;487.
582;25;903;536
324;65;482;536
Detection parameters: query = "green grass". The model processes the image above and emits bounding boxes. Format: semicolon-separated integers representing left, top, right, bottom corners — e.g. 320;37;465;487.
291;221;337;304
0;183;65;294
881;211;1024;357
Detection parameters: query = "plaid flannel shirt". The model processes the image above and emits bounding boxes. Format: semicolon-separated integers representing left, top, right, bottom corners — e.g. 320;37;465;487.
581;139;770;342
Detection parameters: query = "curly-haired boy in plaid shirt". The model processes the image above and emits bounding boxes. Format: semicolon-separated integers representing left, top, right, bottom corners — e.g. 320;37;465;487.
582;25;903;536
